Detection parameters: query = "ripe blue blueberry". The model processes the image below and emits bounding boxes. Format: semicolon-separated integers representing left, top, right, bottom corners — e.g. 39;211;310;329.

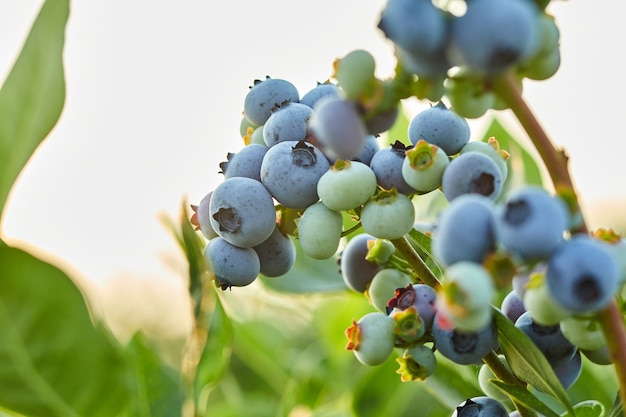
441;151;503;201
253;226;296;278
387;283;438;329
263;102;313;147
204;237;260;289
340;233;382;292
407;102;471;156
243;77;300;125
260;140;331;209
515;311;576;368
219;144;268;182
432;312;498;365
494;186;568;260
452;397;508;417
299;82;342;109
449;0;540;75
369;141;417;195
546;235;619;313
209;177;277;248
432;194;496;266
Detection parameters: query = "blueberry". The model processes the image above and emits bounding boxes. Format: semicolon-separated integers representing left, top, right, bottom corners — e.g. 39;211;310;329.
449;0;540;75
441;151;503;201
459;138;509;181
243;77;300;125
367;269;413;313
478;355;513;403
360;189;416;240
401;139;450;193
309;96;368;160
500;290;526;323
432;193;496;266
407;102;471;156
317;160;377;211
432;313;498;365
190;191;218;240
299;82;342;109
204;237;260;289
515;311;576;368
494;186;568;261
209;177;277;248
378;0;448;58
387;283;438;329
333;49;377;101
260;140;331;209
297;201;343;260
369;141;417;195
546;235;619;313
219;143;268;182
396;344;437;381
253;226;296;278
552;350;582;390
345;312;395;366
353;134;380;166
340;233;382;292
452;397;508;417
263;102;313;147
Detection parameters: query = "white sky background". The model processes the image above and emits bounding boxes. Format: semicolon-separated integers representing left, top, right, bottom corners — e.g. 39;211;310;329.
1;0;625;287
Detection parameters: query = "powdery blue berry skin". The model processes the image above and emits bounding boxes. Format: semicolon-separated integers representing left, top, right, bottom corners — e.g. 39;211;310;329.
441;151;503;201
494;186;569;261
515;311;577;368
309;96;368;161
432;194;496;266
253;226;296;278
546;235;619;313
299;82;342;109
209;177;277;248
260;140;331;209
193;191;218;240
354;135;380;166
220;144;268;182
263;102;313;147
378;0;448;57
552;350;582;390
407;102;471;156
449;0;540;75
500;289;526;323
340;233;382;292
452;397;508;417
432;313;498;365
243;77;300;126
204;237;260;289
369;142;417;195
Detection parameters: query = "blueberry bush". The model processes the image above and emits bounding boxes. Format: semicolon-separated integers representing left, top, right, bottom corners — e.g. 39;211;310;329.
1;0;626;416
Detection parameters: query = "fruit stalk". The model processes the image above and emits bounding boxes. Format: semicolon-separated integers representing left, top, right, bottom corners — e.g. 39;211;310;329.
491;70;626;410
390;236;439;288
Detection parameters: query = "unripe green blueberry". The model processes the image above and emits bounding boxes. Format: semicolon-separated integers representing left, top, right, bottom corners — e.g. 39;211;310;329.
523;272;572;326
396;344;437;381
367;269;413;313
318;160;378;211
297;202;343;259
401;140;449;193
333;49;377;100
478;355;513;404
345;312;395;366
560;316;607;351
360;189;416;239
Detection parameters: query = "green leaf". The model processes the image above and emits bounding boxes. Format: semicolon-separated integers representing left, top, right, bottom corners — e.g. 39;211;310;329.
258;237;346;293
490;380;560;417
0;0;68;219
609;392;624;417
194;292;233;412
479;117;545;196
406;228;445;280
125;333;185;417
561;400;606;417
492;308;575;415
0;244;131;417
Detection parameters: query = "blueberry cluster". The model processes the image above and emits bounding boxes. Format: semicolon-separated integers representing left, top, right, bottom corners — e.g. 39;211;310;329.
378;0;561;117
188;1;626;414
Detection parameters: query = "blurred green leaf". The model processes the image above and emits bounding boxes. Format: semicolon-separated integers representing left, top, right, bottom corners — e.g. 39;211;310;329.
407;228;445;280
125;333;185;417
0;0;68;220
194;292;233;412
479;117;545;198
493;308;575;415
259;237;346;293
0;244;131;417
609;393;624;417
561;400;605;417
490;380;560;417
